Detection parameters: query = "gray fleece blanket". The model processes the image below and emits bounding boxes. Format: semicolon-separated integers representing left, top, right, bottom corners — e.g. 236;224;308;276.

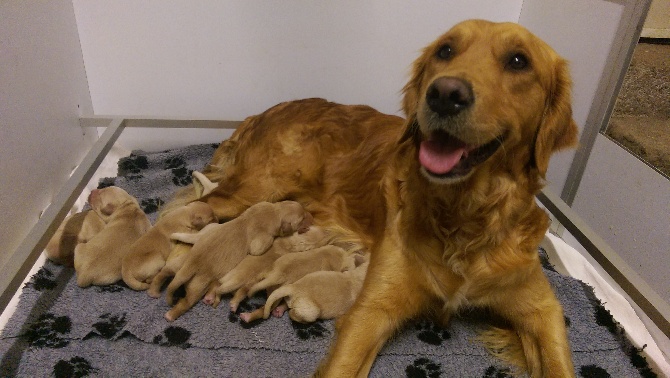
0;143;655;377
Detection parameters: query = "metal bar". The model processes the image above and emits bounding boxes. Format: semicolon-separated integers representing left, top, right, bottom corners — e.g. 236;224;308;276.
0;119;126;314
538;188;670;338
80;117;241;129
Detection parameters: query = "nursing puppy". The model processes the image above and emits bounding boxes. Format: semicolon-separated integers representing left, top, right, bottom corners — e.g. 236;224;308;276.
240;255;369;323
206;226;329;310
245;245;360;299
74;186;151;287
147;241;191;298
186;20;578;376
121;201;216;291
45;210;106;266
163;201;313;321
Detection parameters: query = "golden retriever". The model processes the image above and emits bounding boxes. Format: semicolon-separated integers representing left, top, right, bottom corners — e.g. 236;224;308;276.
45;210;106;266
169;19;578;376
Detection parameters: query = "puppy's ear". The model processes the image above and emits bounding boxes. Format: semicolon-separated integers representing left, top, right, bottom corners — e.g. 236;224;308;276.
100;203;116;216
533;58;579;176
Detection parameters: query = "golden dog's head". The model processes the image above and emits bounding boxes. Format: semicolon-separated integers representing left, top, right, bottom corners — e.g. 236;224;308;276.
401;19;578;184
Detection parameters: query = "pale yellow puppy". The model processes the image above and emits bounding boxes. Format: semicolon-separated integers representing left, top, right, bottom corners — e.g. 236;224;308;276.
122;201;217;291
163;201;313;321
45;210;106;266
74;186;151;287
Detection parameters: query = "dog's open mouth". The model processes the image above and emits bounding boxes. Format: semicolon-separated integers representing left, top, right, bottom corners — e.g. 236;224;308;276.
418;130;504;178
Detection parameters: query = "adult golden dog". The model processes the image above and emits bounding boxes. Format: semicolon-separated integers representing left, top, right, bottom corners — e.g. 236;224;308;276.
169;19;578;377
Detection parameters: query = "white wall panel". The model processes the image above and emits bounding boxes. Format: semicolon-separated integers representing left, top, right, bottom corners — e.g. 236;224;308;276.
73;0;522;123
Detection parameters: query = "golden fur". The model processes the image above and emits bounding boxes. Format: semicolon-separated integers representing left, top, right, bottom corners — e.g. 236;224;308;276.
74;187;151;288
121;201;217;291
165;19;578;376
162;201;313;321
46;210;106;266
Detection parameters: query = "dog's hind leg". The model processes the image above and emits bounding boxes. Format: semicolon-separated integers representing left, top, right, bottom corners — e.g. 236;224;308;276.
165;275;209;322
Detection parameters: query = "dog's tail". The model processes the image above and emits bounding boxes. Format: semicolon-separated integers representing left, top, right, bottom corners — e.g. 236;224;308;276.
121;265;150;291
246;274;278;298
263;285;293;319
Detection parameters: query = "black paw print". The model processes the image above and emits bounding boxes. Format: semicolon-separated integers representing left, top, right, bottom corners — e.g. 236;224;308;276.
53;356;97;378
406;357;442;378
171;167;193;186
291;320;329;340
96;281;128;293
24;313;72;348
483;365;513;378
594;302;622;336
118;155;149;175
228;301;263;329
97;177;116;189
579;365;611;378
414;320;451;346
25;266;57;291
165;156;186;170
141;197;164;214
85;313;127;340
153;326;191;349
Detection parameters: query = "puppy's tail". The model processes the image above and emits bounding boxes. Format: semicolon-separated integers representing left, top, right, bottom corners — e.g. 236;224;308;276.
122;265;150;291
246;275;277;298
263;285;292;319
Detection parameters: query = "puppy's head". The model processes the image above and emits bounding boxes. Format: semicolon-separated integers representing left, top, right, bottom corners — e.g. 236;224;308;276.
401;19;578;184
275;201;313;236
184;201;217;230
88;186;137;221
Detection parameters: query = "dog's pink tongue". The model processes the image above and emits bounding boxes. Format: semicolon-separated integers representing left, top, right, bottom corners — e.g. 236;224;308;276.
419;139;467;175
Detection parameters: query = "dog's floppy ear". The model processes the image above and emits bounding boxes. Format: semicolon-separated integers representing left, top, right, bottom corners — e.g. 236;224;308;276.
401;47;429;118
533;58;579;176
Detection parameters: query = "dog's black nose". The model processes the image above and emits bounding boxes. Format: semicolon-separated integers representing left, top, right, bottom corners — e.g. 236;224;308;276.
426;77;474;117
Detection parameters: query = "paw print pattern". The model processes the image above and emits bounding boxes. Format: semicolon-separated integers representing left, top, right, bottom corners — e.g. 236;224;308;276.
171;166;193;186
165;156;186;170
96;281;128;293
414;320;451;346
85;313;127;340
141;197;164;214
483;365;513;378
97;177;116;189
291;320;329;340
26;266;57;291
24;313;72;348
579;365;611;378
405;357;442;378
53;356;97;378
118;155;149;175
153;326;191;349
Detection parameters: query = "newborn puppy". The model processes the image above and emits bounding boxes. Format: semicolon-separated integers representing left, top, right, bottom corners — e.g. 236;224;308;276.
147;241;191;298
245;244;358;299
206;226;329;310
122;201;216;291
241;255;369;323
163;201;312;321
74;186;151;287
45;210;106;266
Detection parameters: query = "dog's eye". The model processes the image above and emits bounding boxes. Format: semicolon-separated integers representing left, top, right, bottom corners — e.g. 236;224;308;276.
507;53;529;71
436;44;453;60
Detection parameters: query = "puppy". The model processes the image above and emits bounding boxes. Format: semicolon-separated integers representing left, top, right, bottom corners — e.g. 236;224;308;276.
245;245;360;299
121;201;216;291
163;201;313;321
147;241;191;298
240;255;369;323
206;226;329;310
74;186;151;287
45;210;105;266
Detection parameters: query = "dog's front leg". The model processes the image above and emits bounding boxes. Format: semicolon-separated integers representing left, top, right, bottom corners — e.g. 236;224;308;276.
315;245;429;377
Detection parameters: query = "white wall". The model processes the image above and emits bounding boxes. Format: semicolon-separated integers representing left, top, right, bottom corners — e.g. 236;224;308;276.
0;1;96;270
73;0;523;150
